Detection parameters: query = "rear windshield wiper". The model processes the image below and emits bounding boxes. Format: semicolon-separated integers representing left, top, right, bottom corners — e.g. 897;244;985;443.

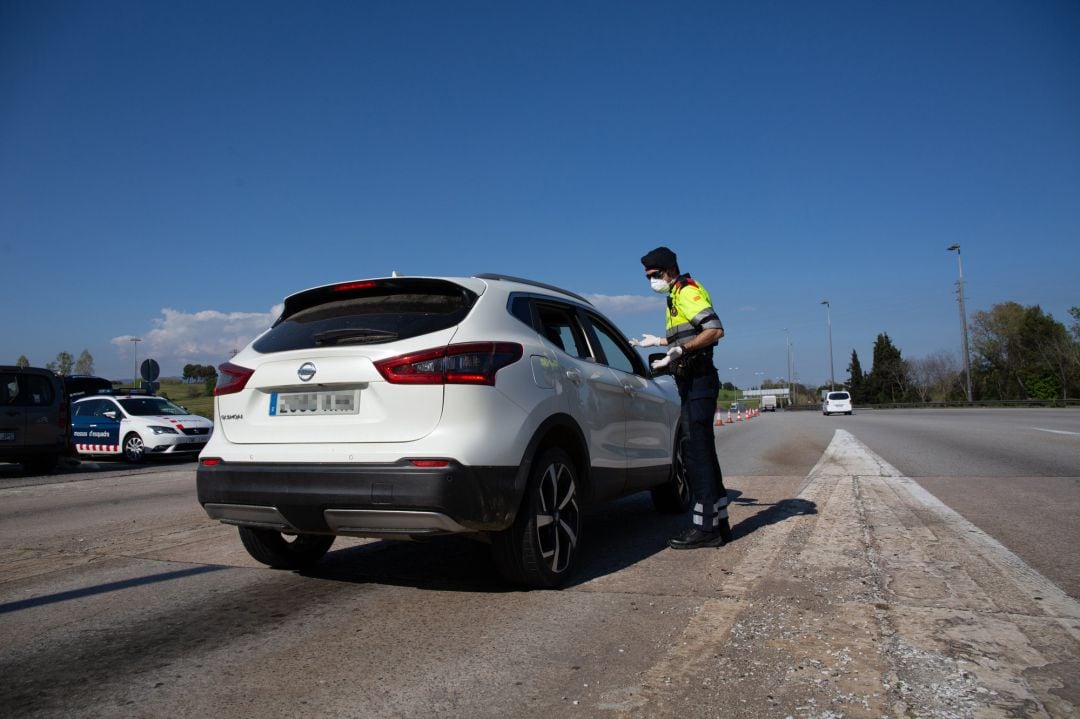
313;328;400;345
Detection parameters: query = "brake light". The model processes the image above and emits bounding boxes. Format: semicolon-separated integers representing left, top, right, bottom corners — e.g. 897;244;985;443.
374;342;523;386
214;362;254;396
200;457;222;467
333;281;377;292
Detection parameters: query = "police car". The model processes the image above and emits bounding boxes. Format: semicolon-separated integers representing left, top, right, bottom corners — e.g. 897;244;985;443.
71;391;214;463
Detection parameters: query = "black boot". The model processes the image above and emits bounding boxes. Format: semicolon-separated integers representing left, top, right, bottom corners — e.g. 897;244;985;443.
668;526;724;550
717;517;734;543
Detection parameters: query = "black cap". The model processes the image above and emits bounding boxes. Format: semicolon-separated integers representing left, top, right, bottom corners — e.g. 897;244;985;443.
641;246;677;270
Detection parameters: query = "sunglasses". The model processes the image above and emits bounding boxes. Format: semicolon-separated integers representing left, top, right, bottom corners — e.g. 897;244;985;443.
645;270;664;279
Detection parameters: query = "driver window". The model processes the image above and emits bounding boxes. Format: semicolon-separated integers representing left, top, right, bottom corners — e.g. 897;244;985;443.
588;318;639;375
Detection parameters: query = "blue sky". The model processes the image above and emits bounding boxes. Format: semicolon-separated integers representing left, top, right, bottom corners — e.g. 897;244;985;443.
3;1;1078;388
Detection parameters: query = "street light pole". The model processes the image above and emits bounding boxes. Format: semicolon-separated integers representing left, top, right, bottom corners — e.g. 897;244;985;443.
947;244;974;402
820;300;834;390
784;328;793;407
130;337;142;388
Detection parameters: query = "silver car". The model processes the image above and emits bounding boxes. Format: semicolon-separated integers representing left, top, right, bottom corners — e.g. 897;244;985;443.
197;274;691;587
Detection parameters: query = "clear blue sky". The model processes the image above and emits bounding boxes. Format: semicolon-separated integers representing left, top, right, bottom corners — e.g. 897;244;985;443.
3;1;1078;388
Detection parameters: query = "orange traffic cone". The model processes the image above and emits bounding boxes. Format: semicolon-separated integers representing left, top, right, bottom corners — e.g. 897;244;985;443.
737;409;743;421
714;409;723;426
726;411;733;424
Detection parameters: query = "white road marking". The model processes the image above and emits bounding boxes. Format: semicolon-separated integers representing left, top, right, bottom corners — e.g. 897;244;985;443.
1030;427;1080;436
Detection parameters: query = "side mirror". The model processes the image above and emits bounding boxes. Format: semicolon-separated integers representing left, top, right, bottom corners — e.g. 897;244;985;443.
648;352;671;377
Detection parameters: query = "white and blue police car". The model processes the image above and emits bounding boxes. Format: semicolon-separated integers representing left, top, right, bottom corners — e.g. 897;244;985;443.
71;391;214;463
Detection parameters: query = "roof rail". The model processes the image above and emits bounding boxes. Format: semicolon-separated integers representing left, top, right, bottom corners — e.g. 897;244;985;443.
473;273;592;305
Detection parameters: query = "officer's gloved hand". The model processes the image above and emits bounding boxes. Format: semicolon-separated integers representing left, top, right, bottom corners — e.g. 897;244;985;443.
631;333;663;348
650;345;684;370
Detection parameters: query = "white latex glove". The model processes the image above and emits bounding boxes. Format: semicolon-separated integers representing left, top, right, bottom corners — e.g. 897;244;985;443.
631;333;663;348
650;344;684;370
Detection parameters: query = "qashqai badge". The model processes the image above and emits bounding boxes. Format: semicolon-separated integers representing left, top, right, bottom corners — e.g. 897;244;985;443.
297;362;317;382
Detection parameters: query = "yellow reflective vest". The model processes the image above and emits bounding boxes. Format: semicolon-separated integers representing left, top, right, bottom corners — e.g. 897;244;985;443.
665;275;724;348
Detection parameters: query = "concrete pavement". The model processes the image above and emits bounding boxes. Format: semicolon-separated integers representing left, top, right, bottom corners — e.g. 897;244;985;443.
609;429;1080;718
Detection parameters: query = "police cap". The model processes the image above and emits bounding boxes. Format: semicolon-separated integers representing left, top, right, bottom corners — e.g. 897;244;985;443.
640;246;677;271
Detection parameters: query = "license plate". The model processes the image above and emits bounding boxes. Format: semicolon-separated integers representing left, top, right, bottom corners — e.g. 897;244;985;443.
0;431;14;442
269;390;359;416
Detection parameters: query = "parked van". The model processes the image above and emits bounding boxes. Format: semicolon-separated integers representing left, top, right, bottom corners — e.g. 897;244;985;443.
0;366;72;474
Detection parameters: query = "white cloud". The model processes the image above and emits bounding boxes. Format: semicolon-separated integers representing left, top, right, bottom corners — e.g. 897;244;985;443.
583;293;662;315
112;305;282;375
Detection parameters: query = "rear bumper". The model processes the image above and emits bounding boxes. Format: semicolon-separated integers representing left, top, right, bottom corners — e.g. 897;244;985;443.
196;459;523;536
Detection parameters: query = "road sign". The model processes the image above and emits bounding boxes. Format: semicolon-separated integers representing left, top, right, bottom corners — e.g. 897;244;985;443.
140;358;160;382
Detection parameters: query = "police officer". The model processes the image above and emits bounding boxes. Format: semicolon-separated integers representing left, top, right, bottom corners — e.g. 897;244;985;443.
633;246;733;549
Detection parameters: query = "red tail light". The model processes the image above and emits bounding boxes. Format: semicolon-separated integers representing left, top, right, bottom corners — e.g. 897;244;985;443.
214;362;254;396
374;342;523;386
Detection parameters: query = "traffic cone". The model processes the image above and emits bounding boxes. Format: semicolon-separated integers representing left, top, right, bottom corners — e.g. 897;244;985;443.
714;409;723;426
726;410;733;424
737;409;743;421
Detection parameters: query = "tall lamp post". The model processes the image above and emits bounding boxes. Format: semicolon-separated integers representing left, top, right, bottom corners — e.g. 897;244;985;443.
820;300;834;390
947;244;973;402
130;337;142;388
784;328;793;406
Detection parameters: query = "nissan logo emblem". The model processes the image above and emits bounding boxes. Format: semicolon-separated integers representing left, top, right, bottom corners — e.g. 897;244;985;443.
297;362;316;382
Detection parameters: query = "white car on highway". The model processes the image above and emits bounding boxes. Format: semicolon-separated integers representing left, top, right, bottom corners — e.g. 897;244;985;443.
822;391;853;415
197;273;691;587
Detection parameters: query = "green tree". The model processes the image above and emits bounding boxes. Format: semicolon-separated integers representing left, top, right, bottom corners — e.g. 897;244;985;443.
16;355;30;368
971;302;1079;400
75;349;95;375
865;333;911;404
45;351;75;375
846;350;866;404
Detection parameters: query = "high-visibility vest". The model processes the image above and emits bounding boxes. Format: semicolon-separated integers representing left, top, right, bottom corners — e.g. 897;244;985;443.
665;274;723;348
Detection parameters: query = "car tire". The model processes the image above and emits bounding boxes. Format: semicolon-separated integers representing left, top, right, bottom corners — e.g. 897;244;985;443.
491;447;581;589
651;433;692;514
122;433;146;463
237;527;335;569
22;454;59;476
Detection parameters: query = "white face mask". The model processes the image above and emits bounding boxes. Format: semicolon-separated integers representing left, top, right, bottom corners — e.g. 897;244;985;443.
650;277;670;293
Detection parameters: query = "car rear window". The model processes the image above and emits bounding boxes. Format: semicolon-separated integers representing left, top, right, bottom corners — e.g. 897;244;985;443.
253;279;478;353
828;392;850;401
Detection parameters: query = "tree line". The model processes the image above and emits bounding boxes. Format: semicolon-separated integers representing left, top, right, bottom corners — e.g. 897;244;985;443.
182;364;218;383
845;303;1080;403
15;351;95;375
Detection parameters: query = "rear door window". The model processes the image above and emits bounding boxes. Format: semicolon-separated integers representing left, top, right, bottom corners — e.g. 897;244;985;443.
254;279;478;353
2;374;55;407
534;303;592;359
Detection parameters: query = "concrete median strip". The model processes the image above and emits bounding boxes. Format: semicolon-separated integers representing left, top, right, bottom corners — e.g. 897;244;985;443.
622;429;1080;718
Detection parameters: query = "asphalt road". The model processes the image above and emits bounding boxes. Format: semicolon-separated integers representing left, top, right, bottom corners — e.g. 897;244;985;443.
1;408;1077;717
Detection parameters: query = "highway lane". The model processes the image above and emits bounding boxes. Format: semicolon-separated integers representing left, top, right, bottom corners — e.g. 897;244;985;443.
715;408;1080;597
1;408;1077;717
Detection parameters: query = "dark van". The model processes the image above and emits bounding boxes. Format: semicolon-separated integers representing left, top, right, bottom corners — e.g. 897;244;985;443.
1;366;72;474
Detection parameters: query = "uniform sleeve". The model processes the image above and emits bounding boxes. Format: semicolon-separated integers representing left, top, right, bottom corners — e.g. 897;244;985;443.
676;285;723;332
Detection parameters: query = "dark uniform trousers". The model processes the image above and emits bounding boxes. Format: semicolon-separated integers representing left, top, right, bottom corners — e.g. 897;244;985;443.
675;364;730;532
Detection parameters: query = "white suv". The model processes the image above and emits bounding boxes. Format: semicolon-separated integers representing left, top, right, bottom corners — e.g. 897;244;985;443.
197;274;691;587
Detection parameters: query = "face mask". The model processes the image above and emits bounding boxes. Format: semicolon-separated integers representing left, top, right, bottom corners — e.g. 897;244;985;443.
650;277;670;293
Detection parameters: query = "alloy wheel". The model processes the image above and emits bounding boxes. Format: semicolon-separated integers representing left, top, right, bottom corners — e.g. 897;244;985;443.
533;460;580;574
